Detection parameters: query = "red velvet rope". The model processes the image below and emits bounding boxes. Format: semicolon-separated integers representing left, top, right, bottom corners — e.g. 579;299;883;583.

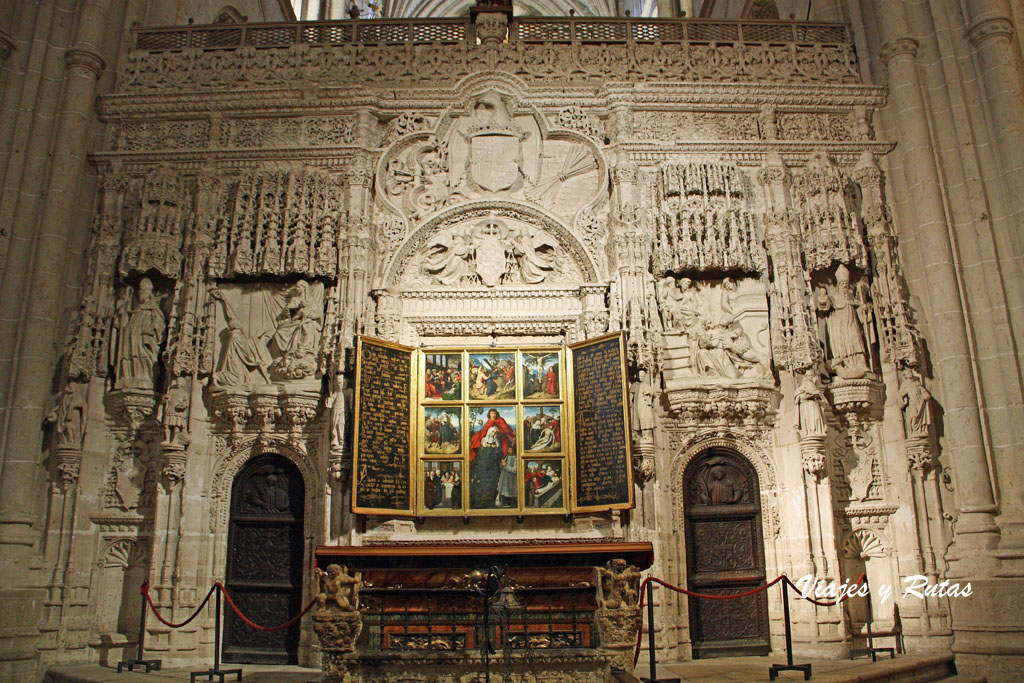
632;574;783;666
216;582;318;632
140;581;317;632
141;581;218;629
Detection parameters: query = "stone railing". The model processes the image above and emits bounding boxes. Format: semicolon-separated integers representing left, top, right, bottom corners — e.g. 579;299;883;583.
121;17;859;92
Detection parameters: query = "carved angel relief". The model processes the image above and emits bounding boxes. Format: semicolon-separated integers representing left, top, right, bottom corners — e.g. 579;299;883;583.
408;218;578;288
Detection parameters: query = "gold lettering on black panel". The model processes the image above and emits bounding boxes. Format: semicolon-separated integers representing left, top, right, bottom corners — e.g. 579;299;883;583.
354;339;412;513
571;334;632;510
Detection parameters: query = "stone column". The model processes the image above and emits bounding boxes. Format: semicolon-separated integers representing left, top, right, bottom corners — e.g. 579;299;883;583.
873;0;999;571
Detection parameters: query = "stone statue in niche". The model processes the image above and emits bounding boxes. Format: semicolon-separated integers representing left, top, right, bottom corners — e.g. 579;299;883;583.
659;276;769;380
111;278;165;390
47;381;88;451
630;370;656;442
114;441;146;510
421;218;557;287
815;264;874;379
209;288;273;388
694;459;746;505
793;371;827;439
158;379;189;445
328;372;349;456
899;367;933;439
210;280;325;387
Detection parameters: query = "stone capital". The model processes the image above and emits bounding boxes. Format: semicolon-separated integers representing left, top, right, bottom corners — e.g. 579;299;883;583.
879;37;919;65
65;47;106;78
966;15;1015;47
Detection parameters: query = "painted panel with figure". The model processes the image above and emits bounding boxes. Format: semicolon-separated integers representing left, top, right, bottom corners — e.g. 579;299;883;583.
524;460;564;508
468;406;518;510
522;351;560;400
423;352;462;401
468;352;516;401
422;460;463;512
523;405;562;453
423;406;461;455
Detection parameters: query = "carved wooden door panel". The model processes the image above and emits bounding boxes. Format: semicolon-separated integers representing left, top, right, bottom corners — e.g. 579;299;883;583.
223;454;305;664
684;449;770;658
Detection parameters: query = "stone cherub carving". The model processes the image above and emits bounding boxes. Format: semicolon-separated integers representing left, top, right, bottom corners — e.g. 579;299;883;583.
47;381;88;451
597;558;641;610
316;564;361;612
899;367;933;439
422;219;557;288
815;264;874;379
111;278;166;390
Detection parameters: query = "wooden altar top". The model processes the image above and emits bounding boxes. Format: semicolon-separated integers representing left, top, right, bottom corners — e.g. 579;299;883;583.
315;540;654;570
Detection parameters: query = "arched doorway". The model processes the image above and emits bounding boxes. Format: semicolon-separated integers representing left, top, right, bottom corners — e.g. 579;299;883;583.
683;448;770;658
223;454;305;664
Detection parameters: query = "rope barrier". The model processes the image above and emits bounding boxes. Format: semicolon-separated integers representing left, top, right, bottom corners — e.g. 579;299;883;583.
631;572;868;667
216;582;318;632
140;581;316;633
141;581;217;629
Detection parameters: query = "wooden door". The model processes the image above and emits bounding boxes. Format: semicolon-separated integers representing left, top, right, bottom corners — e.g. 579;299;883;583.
684;449;770;658
223;454;305;664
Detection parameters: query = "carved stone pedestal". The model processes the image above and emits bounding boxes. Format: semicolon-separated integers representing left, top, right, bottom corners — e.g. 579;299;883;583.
596;606;642;672
314;612;362;682
106;387;157;430
665;380;777;428
828;377;882;417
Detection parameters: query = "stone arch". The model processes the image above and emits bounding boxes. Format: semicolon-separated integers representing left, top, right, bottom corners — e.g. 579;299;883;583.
101;538;147;568
384;200;600;288
842;528;888;559
208;435;320;537
670;430;779;537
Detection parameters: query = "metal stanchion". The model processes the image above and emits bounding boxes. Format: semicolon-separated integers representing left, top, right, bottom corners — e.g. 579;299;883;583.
191;588;242;682
640;582;680;683
769;579;811;681
849;576;895;662
117;586;162;673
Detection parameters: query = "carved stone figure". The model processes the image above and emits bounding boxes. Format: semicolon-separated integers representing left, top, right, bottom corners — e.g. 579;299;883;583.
899;367;933;439
695;460;745;505
816;264;872;379
112;278;165;389
159;379;189;445
597;558;641;610
47;382;88;451
210;288;272;388
328;372;347;456
114;442;146;510
421;219;557;287
630;370;656;441
317;563;360;612
267;280;322;379
793;371;827;439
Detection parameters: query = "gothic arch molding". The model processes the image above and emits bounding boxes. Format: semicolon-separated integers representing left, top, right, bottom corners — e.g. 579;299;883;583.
669;430;779;537
208;435;321;536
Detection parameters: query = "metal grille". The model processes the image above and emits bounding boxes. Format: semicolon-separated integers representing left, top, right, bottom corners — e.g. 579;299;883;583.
357;23;410;43
517;22;572;42
136;31;190;50
244;26;296;47
740;23;794;43
576;21;627;42
411;23;465;42
632;22;686;42
686;22;740;42
795;24;848;43
301;23;353;44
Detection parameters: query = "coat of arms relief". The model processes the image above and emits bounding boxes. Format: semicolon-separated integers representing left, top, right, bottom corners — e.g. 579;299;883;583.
378;89;605;227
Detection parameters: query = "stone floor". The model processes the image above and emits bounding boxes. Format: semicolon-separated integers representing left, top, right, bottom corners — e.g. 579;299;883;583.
46;653;974;682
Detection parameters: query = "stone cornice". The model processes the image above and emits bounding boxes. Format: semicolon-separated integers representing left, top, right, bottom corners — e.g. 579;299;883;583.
89;147;368;171
879;37;919;65
622;139;895;158
99;81;887;119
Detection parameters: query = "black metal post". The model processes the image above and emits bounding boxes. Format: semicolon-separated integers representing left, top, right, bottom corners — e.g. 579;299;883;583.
849;576;895;661
640;582;680;683
191;587;242;682
116;586;162;673
769;579;812;681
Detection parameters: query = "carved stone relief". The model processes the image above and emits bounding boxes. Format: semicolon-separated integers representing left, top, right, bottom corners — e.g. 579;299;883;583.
109;278;168;391
104;440;155;511
378;90;604;226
